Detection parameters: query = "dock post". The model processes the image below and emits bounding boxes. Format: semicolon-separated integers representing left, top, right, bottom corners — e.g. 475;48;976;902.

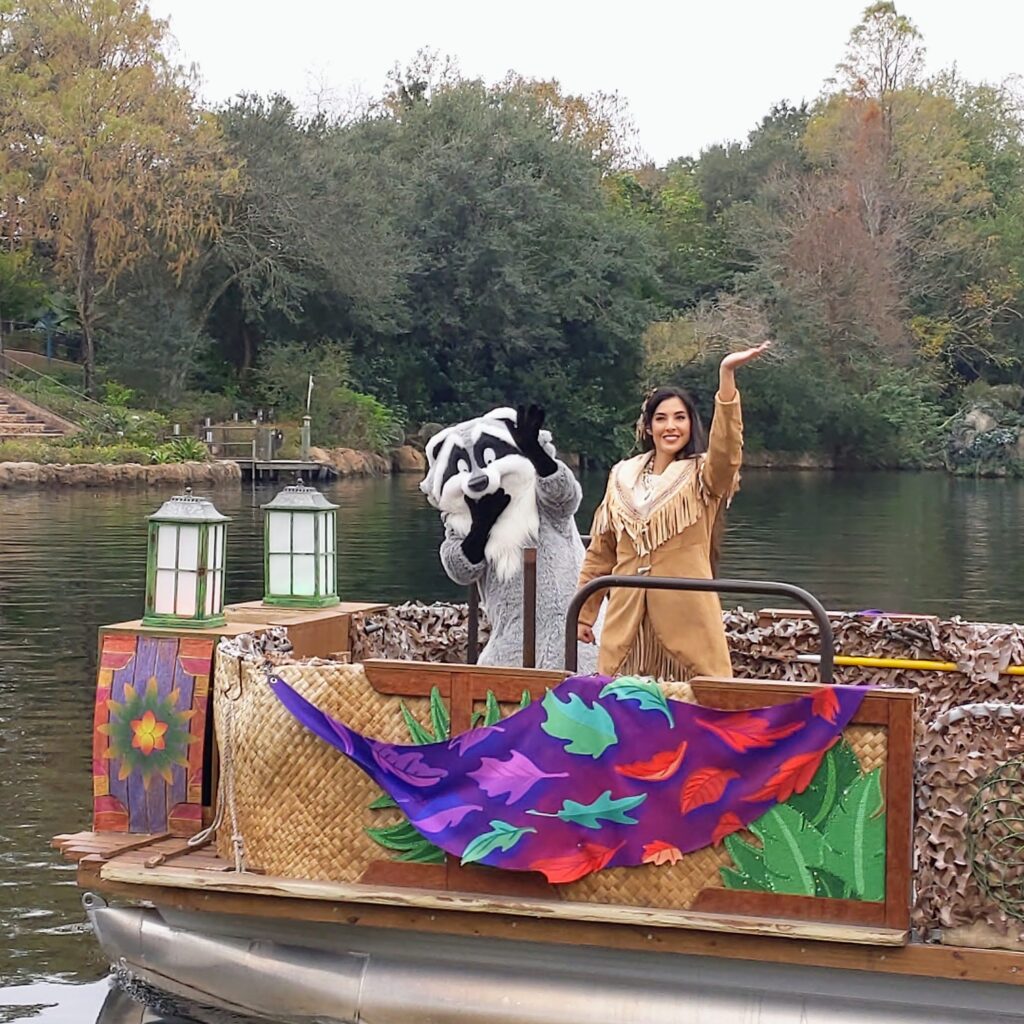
301;415;311;462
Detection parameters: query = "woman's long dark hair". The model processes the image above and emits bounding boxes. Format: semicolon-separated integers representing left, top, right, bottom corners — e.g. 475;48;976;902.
636;386;725;576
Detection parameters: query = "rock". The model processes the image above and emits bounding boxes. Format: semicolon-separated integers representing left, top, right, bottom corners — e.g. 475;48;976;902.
0;458;243;489
418;423;444;445
327;448;392;477
963;407;999;435
393;445;427;473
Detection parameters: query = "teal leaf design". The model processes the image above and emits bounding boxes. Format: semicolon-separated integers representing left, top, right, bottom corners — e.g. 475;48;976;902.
787;741;860;828
540;689;618;758
599;676;674;727
429;685;450;741
461;819;536;866
820;769;886;901
528;789;647;830
365;820;445;863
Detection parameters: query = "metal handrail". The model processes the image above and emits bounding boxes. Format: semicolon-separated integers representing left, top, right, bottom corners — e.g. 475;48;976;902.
565;576;835;682
3;353;102;409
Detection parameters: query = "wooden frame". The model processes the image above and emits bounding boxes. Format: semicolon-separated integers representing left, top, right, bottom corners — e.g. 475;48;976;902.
359;661;917;939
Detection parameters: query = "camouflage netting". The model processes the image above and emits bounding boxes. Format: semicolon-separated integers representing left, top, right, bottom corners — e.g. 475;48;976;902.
351;603;1024;947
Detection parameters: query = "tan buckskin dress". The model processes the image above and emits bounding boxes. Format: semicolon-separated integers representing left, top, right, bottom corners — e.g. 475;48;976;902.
577;392;743;680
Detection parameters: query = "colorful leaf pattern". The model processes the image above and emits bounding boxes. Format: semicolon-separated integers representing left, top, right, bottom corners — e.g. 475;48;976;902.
272;675;870;886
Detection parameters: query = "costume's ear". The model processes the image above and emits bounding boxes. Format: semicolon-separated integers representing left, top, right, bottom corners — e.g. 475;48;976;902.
484;406;517;429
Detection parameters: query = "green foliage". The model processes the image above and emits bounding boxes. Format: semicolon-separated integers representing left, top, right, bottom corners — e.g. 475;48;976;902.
0;439;153;465
147;437;209;464
721;741;886;901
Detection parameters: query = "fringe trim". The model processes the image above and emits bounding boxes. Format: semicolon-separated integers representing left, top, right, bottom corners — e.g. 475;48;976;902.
615;616;694;682
593;456;707;558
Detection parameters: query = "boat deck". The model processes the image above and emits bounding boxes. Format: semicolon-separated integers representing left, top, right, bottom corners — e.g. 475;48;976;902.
54;830;1024;990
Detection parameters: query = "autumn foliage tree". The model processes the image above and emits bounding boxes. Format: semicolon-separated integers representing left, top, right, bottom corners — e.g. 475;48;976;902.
0;0;237;393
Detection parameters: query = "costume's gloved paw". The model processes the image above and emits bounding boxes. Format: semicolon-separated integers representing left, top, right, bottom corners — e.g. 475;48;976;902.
460;489;511;563
512;404;557;477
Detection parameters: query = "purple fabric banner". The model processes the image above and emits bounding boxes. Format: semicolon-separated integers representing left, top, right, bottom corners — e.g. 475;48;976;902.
272;674;867;883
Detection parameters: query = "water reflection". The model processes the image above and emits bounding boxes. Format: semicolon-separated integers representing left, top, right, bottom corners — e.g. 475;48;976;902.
1;469;1023;1021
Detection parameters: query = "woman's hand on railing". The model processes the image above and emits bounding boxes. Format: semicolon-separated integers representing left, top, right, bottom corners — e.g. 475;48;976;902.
577;623;595;645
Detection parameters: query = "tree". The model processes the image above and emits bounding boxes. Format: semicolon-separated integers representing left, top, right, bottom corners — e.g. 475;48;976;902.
0;0;237;394
198;95;409;375
344;75;655;459
834;2;925;102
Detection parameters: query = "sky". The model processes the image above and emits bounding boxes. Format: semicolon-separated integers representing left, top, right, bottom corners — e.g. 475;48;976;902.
148;1;1023;166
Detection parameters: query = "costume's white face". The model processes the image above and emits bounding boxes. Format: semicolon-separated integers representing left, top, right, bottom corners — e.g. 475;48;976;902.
421;416;535;515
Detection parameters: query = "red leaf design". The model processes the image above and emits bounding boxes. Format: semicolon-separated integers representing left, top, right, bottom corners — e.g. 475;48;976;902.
811;687;840;724
696;712;804;753
642;840;683;866
679;766;739;814
711;812;744;846
614;741;688;781
532;841;625;883
745;739;838;804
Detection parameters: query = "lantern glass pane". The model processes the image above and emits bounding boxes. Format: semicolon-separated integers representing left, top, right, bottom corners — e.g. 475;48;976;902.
207;524;223;570
156;524;178;569
175;571;198;617
154;569;176;613
268;553;291;595
292;554;316;595
293;514;315;555
206;570;223;616
177;525;200;572
268;511;290;554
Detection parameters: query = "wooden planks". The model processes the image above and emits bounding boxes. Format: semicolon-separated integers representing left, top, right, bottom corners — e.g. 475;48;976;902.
97;856;906;947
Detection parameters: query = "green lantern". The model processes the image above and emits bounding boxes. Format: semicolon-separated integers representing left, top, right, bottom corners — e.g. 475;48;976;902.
262;480;339;607
142;489;230;629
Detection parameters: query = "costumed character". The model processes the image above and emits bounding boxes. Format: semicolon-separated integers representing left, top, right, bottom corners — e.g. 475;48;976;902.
420;404;598;672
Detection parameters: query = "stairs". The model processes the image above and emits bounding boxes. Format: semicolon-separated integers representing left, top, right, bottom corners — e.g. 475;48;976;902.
0;390;72;439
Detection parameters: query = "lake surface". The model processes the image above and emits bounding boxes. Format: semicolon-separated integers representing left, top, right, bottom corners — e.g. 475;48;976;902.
2;469;1022;1021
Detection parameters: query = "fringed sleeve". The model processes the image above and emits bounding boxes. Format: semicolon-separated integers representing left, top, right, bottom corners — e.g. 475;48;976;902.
700;392;743;503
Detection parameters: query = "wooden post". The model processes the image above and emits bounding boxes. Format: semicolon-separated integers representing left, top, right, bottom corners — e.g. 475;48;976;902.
467;584;479;665
522;547;537;668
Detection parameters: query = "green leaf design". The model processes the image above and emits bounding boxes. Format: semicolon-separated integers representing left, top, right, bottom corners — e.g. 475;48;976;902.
540;689;618;758
430;685;450;741
399;701;435;745
746;804;824;896
787;741;860;827
528;789;647;830
722;834;785;891
482;690;502;727
368;793;398;811
518;689;533;710
599;676;674;727
461;819;536;866
365;819;445;863
811;867;850;899
820;769;886;901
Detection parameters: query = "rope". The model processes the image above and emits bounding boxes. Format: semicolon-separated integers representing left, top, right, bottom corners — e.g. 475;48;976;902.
186;659;247;872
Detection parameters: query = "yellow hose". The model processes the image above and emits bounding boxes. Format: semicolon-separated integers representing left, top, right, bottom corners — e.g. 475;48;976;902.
799;654;1024;676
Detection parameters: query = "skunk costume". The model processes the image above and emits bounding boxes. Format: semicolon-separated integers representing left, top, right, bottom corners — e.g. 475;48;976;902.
420;405;598;672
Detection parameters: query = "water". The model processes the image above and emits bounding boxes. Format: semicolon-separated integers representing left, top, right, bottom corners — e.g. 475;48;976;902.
1;469;1022;1021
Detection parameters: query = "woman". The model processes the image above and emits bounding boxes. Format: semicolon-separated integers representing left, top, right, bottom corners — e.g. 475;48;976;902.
576;343;770;679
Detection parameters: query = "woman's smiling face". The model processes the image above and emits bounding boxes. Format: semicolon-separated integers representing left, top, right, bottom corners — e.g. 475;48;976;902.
649;396;692;458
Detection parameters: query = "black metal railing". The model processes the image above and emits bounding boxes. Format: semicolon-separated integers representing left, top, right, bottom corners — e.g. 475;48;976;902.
565;576;835;681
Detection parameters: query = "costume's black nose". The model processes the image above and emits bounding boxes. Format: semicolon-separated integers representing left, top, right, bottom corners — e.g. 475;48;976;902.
466;474;489;494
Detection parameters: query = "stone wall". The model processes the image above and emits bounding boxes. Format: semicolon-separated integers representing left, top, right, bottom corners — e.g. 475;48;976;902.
0;460;242;489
